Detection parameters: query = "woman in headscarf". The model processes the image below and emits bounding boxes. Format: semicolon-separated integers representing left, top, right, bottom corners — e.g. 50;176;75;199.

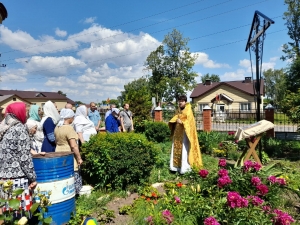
55;108;83;194
40;101;60;152
73;105;97;144
26;120;46;156
0;102;37;217
27;105;44;152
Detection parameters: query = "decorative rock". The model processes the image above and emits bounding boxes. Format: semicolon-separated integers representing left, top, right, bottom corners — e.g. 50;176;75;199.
151;182;164;188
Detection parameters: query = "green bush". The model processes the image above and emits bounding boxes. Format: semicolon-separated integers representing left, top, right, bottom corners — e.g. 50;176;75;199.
197;131;228;155
81;133;159;190
145;122;170;143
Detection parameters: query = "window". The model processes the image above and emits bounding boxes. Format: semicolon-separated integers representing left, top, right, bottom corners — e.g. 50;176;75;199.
216;104;225;112
12;98;16;101
240;103;251;111
198;104;207;112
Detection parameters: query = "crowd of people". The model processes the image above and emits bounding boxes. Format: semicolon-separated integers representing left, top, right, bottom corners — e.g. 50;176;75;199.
0;95;203;222
0;100;134;220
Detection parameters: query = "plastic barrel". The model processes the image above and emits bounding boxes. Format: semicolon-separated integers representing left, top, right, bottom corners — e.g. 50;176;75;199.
32;152;76;225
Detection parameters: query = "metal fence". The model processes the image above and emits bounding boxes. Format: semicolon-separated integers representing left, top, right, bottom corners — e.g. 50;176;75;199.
162;109;299;133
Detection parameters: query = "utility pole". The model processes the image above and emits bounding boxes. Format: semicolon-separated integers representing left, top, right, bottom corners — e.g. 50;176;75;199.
245;11;274;163
245;11;274;122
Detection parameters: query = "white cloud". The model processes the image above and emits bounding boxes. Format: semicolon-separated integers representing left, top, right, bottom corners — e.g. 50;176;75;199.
55;28;67;37
83;17;97;24
0;69;28;83
221;69;246;81
16;56;86;76
194;52;230;68
239;58;276;73
0;26;79;54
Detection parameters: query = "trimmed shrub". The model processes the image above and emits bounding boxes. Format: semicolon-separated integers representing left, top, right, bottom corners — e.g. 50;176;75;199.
145;121;170;143
81;133;159;190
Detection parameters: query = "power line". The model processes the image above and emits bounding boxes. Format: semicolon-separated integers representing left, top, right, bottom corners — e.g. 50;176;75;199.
2;0;234;59
4;0;269;65
0;0;210;54
5;28;287;82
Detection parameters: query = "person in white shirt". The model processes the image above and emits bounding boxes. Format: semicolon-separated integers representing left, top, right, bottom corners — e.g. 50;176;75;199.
74;105;97;144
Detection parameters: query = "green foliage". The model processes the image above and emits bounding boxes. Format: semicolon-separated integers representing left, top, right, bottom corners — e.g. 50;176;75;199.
282;0;300;61
145;29;198;103
201;73;220;83
144;121;170;143
280;88;300;124
263;137;300;158
197;131;228;155
81;133;159;190
263;68;286;107
130;159;295;225
121;77;153;123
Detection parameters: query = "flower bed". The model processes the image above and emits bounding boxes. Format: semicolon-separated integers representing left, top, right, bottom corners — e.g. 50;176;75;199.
130;159;296;225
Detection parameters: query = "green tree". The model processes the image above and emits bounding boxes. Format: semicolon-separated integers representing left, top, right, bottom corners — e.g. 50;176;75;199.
280;88;300;124
145;29;198;103
57;90;67;96
145;45;167;104
263;69;287;106
201;73;220;83
121;77;152;121
281;0;300;61
74;100;84;106
109;99;120;107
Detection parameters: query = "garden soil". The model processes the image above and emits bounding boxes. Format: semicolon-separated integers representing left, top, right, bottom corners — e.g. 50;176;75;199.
105;184;165;224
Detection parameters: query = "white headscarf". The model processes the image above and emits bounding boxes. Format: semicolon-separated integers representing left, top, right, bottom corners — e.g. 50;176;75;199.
57;108;75;127
74;105;90;126
40;101;61;126
26;119;37;131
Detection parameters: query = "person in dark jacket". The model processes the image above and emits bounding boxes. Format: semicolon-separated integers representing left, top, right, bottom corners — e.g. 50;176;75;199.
105;108;120;133
40;101;60;152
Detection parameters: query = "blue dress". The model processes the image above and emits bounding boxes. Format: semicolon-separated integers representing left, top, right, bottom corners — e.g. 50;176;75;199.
41;117;56;152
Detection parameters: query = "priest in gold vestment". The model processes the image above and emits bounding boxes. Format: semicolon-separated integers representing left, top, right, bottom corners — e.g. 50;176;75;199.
169;95;202;174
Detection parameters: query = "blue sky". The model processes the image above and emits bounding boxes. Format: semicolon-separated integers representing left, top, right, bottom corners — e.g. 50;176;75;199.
0;0;289;103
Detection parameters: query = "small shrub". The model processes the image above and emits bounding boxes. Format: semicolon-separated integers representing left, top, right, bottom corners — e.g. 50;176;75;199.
81;133;159;190
145;121;170;143
197;131;227;155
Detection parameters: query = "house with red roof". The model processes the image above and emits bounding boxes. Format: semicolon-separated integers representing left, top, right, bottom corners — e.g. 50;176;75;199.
190;77;264;113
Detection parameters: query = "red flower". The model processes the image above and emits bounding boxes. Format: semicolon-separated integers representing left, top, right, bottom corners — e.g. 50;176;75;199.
176;182;183;188
151;192;157;198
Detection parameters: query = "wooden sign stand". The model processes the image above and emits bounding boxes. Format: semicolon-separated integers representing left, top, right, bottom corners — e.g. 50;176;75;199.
236;133;263;167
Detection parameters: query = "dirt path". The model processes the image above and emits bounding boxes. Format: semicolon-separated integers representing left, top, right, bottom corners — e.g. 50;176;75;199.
105;193;138;225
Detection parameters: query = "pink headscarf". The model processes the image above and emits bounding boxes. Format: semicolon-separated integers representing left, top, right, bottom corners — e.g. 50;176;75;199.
5;102;27;124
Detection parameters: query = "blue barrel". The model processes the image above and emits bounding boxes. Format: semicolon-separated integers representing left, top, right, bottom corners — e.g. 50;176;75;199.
33;152;76;225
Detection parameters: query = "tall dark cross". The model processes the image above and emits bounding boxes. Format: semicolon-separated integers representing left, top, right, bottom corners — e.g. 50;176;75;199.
245;11;274;122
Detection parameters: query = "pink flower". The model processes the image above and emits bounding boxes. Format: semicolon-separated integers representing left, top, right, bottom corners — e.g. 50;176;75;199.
218;169;228;177
199;169;209;178
262;205;272;213
162;210;174;224
145;216;154;225
251;176;261;186
252;162;262;171
227;191;248;208
256;184;269;196
219;142;223;147
174;196;181;203
204;216;220;225
273;209;294;225
228;131;235;135
243;160;253;172
267;175;277;184
235;140;239;143
247;195;264;206
276;178;287;186
218;159;226;167
217;175;232;188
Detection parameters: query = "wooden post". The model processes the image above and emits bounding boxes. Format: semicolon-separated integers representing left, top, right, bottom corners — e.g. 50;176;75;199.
154;105;163;122
265;104;274;138
203;105;212;132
